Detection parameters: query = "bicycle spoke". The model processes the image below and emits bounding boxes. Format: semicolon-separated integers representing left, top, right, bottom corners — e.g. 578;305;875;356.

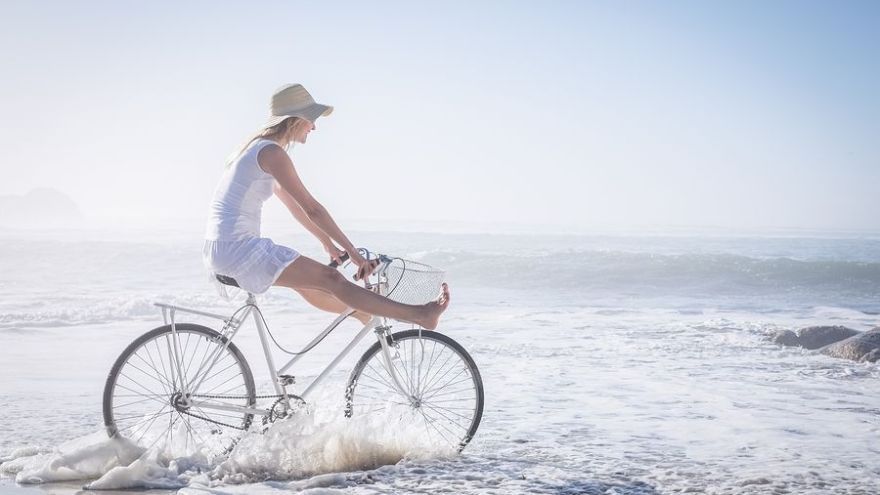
421;386;476;402
152;338;175;391
414;337;428;399
363;363;399;392
422;369;469;400
142;344;174;395
420;401;475;409
418;347;454;395
112;386;168;406
409;339;416;395
134;404;173;444
389;346;415;396
421;341;448;385
354;400;409;408
181;332;193;377
422;400;474;417
106;326;254;461
178;410;209;449
113;404;171;423
117;372;169;399
163;334;180;391
430;375;474;394
419;408;456;447
124;359;173;393
421;402;471;430
418;350;457;396
138;412;176;454
131;351;174;394
419;414;435;442
424;408;462;441
166;410;175;453
187;337;233;391
188;348;227;393
197;360;239;391
399;339;415;395
188;335;216;389
347;331;483;452
162;414;195;456
183;334;204;386
114;394;168;409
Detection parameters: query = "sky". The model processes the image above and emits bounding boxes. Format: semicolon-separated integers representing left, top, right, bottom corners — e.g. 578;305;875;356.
0;0;878;233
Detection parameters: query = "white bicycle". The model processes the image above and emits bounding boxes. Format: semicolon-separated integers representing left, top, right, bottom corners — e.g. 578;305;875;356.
101;251;484;459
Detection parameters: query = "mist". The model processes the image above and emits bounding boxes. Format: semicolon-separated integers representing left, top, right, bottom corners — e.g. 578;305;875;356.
1;1;877;234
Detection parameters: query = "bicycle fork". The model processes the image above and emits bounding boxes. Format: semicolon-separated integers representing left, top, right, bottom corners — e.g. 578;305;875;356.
375;324;418;405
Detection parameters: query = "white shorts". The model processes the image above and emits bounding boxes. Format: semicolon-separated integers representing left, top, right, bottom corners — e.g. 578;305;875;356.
203;237;300;294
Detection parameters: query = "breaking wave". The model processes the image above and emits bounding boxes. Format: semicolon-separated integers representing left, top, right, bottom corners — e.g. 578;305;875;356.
0;294;233;331
419;249;880;292
3;248;878;330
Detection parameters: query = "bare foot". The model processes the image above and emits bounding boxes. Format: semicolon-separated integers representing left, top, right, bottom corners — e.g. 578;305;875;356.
417;283;450;330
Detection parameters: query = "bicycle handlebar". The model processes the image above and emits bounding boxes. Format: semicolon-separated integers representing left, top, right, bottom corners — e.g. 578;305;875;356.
327;250;392;284
328;252;350;268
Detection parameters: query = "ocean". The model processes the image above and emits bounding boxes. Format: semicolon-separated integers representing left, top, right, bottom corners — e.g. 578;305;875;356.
1;227;879;494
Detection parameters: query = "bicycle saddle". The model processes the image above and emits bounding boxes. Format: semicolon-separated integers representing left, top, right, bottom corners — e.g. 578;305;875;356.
215;274;240;288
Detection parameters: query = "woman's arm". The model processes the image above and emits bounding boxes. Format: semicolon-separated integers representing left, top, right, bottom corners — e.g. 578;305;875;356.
273;182;332;245
259;145;360;259
273;182;346;264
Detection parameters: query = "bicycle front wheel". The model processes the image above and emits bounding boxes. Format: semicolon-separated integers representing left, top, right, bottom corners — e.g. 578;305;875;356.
345;329;484;453
102;323;256;460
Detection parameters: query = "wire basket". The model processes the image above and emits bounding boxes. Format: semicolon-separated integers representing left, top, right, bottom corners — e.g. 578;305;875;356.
380;258;446;305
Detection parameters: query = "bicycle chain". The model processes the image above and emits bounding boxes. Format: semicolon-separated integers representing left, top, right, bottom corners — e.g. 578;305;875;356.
176;393;287;431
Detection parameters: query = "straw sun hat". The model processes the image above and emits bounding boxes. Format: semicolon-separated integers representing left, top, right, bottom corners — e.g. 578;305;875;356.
262;83;333;129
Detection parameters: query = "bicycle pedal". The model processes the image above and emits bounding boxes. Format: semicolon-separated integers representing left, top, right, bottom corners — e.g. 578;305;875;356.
279;374;296;386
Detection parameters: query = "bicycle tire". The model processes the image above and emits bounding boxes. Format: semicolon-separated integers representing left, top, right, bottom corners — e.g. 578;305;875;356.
345;329;484;453
102;323;256;459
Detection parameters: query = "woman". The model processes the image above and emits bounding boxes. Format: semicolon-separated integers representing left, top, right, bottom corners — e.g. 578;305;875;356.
203;84;449;329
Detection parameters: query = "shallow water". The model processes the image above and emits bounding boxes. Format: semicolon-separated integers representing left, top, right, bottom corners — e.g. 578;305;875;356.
1;230;879;493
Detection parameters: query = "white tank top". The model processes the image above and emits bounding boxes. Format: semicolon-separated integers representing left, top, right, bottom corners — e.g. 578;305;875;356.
205;138;280;241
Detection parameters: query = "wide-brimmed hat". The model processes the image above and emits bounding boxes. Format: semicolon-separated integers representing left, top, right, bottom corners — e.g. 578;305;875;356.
262;83;333;129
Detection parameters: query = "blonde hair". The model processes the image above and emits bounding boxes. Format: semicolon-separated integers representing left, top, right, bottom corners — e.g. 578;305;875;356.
225;117;312;166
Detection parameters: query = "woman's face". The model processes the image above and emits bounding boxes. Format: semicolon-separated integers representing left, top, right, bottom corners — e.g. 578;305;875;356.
291;119;316;144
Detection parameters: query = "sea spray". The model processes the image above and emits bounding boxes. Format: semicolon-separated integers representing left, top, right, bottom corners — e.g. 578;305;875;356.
214;404;453;483
84;451;203;490
2;431;143;484
1;401;455;489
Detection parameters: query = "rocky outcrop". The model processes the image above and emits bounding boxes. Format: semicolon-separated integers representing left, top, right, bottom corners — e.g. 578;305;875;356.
770;324;880;363
821;328;880;363
770;326;859;349
795;326;860;350
771;330;800;347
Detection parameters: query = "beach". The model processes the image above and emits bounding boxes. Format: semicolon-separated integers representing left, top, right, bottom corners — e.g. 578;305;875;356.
0;228;878;493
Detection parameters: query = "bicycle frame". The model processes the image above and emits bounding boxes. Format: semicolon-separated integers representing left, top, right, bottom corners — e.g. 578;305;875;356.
154;293;413;418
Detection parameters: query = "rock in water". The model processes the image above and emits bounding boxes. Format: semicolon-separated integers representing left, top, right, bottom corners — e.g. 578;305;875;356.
821;328;880;363
771;330;800;347
795;326;860;350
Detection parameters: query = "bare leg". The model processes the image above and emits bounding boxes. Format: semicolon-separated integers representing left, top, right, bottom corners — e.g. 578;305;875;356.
274;256;450;330
295;288;371;325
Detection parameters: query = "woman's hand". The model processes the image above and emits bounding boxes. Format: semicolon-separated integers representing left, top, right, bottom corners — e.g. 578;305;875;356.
323;242;346;266
350;251;380;281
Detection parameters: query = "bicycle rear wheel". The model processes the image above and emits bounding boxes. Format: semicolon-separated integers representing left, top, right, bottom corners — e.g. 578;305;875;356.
345;329;484;453
102;323;256;460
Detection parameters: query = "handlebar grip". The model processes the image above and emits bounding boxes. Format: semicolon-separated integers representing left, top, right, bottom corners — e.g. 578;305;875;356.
328;251;351;268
